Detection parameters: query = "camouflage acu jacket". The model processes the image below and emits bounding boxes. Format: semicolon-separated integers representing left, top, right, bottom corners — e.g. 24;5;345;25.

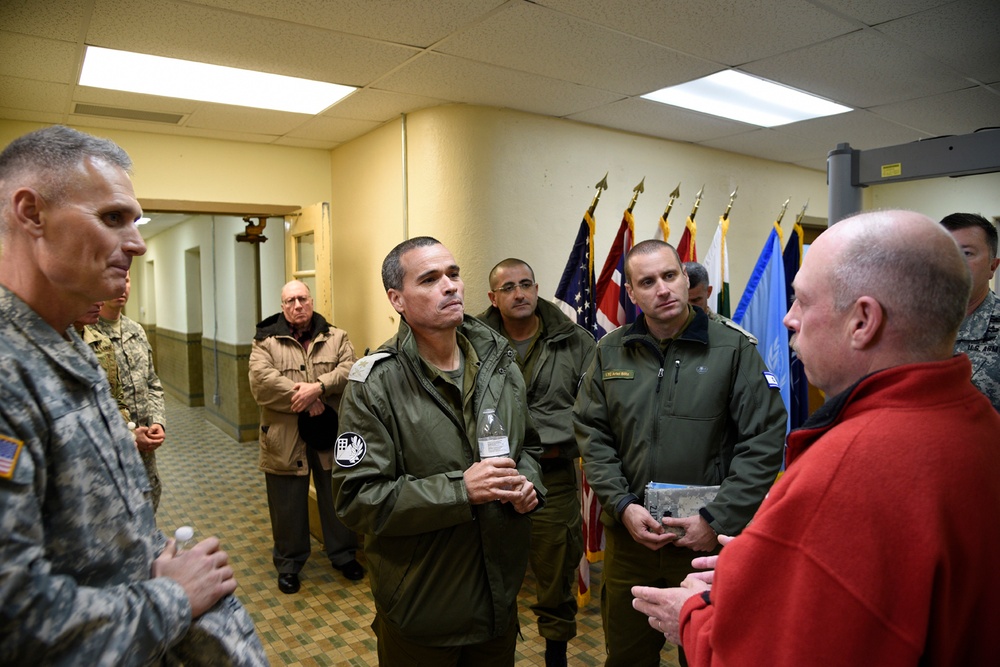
956;290;1000;412
92;314;166;428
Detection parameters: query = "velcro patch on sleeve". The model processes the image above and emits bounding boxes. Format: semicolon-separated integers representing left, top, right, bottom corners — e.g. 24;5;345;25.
335;432;367;467
762;371;780;389
0;434;24;480
348;352;391;382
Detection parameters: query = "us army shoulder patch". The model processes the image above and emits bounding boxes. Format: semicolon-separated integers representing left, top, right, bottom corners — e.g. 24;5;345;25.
762;371;780;389
603;369;635;380
0;434;24;480
335;432;367;467
348;352;391;382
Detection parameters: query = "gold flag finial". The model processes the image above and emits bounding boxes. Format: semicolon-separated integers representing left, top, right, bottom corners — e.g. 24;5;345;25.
689;184;705;221
627;177;645;213
588;172;609;217
794;199;809;225
661;183;681;221
722;186;739;221
775;197;791;225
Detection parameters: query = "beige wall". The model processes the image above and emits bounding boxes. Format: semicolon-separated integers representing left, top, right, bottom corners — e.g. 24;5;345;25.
0;120;333;207
329;105;831;352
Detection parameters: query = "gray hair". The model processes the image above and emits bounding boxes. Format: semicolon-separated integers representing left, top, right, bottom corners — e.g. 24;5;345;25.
831;212;971;351
381;236;441;291
0;126;132;237
684;262;709;289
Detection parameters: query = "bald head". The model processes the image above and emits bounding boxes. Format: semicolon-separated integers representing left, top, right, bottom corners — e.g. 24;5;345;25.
827;210;970;350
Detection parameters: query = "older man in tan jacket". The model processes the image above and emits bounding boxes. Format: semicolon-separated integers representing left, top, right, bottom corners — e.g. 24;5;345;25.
249;280;362;594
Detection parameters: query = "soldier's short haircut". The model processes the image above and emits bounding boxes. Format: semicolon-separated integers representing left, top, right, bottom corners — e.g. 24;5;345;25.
624;239;681;284
0;126;132;235
684;262;709;289
488;258;535;289
940;212;998;259
382;236;442;291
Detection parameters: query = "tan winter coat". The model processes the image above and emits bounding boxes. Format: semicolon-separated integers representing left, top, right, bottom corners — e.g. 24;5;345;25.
249;312;355;475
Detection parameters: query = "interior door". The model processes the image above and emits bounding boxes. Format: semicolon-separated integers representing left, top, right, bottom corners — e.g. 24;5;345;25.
284;202;333;319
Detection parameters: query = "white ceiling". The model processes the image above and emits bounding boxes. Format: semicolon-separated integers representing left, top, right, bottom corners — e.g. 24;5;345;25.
1;0;998;178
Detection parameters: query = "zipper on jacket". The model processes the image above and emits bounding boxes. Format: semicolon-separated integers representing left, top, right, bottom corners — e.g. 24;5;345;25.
655;366;665;393
673;359;680;384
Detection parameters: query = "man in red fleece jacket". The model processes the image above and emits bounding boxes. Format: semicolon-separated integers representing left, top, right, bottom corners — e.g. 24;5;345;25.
633;209;1000;666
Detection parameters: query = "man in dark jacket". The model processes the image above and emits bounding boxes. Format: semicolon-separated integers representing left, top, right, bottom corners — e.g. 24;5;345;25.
479;258;595;667
575;239;786;666
332;237;545;666
249;280;362;594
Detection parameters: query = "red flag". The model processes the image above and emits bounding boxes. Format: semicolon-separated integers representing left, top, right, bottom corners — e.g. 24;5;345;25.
676;216;697;262
595;210;636;334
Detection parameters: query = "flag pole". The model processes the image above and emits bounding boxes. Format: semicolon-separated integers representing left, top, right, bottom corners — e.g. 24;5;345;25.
657;183;680;242
689;184;706;222
722;186;739;221
794;199;809;225
589;172;609;218
627;177;645;213
775;197;791;226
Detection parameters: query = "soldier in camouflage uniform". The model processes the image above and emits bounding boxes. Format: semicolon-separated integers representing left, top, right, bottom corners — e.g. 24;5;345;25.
941;213;1000;411
94;271;167;511
0;125;266;665
74;301;132;423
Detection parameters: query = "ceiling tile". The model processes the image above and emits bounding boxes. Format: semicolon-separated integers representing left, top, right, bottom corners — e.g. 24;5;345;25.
376;53;624;117
744;29;970;107
436;2;716;96
0;0;92;42
87;0;419;85
0;76;71;113
286;115;382;142
871;86;1000;137
774;109;933;152
0;32;79;83
322;88;446;122
188;0;508;47
701;128;831;164
185;105;310;135
815;0;951;25
875;0;1000;83
567;97;755;143
535;0;858;66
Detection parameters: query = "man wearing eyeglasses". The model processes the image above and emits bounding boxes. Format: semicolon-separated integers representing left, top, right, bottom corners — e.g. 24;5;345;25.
249;279;362;594
478;258;596;667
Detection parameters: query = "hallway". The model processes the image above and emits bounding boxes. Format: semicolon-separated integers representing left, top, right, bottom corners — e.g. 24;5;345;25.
155;395;679;665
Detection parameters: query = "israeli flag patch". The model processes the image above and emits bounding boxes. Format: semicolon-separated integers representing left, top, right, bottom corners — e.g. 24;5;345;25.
762;371;780;388
335;432;367;467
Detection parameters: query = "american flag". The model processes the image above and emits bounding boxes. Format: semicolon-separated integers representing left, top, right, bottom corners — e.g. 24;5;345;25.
554;211;604;340
0;435;23;479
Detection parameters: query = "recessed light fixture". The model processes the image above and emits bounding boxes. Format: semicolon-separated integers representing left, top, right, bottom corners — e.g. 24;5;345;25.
80;46;355;115
642;70;851;127
137;217;151;226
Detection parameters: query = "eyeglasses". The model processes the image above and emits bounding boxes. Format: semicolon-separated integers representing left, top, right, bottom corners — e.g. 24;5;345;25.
282;295;312;306
492;280;536;294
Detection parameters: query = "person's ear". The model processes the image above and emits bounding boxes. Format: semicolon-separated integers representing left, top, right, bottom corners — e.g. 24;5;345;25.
625;282;638;305
10;187;45;237
387;288;406;315
488;289;498;309
848;296;884;349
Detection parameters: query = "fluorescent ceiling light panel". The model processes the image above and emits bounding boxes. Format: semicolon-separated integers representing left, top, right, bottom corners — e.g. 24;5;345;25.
642;70;851;127
80;46;355;114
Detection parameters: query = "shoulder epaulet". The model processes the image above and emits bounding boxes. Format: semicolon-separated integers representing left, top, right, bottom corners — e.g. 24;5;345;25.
720;317;758;345
348;352;392;382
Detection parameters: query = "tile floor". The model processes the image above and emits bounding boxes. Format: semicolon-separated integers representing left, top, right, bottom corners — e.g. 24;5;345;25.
156;395;679;666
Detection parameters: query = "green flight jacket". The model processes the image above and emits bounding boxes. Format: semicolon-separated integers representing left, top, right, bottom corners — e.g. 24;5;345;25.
575;308;786;536
332;315;545;646
477;298;597;460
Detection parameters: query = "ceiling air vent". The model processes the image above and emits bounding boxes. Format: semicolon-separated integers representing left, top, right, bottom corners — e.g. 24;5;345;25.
73;103;184;124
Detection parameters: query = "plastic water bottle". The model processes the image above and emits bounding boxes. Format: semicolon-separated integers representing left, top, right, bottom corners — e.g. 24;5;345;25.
174;526;194;551
127;421;137;441
477;408;510;459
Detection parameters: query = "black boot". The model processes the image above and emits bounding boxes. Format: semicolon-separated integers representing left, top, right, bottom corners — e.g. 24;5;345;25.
544;639;567;667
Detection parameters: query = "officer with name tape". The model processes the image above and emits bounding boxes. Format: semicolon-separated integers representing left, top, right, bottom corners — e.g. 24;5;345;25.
574;239;786;666
331;236;545;665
